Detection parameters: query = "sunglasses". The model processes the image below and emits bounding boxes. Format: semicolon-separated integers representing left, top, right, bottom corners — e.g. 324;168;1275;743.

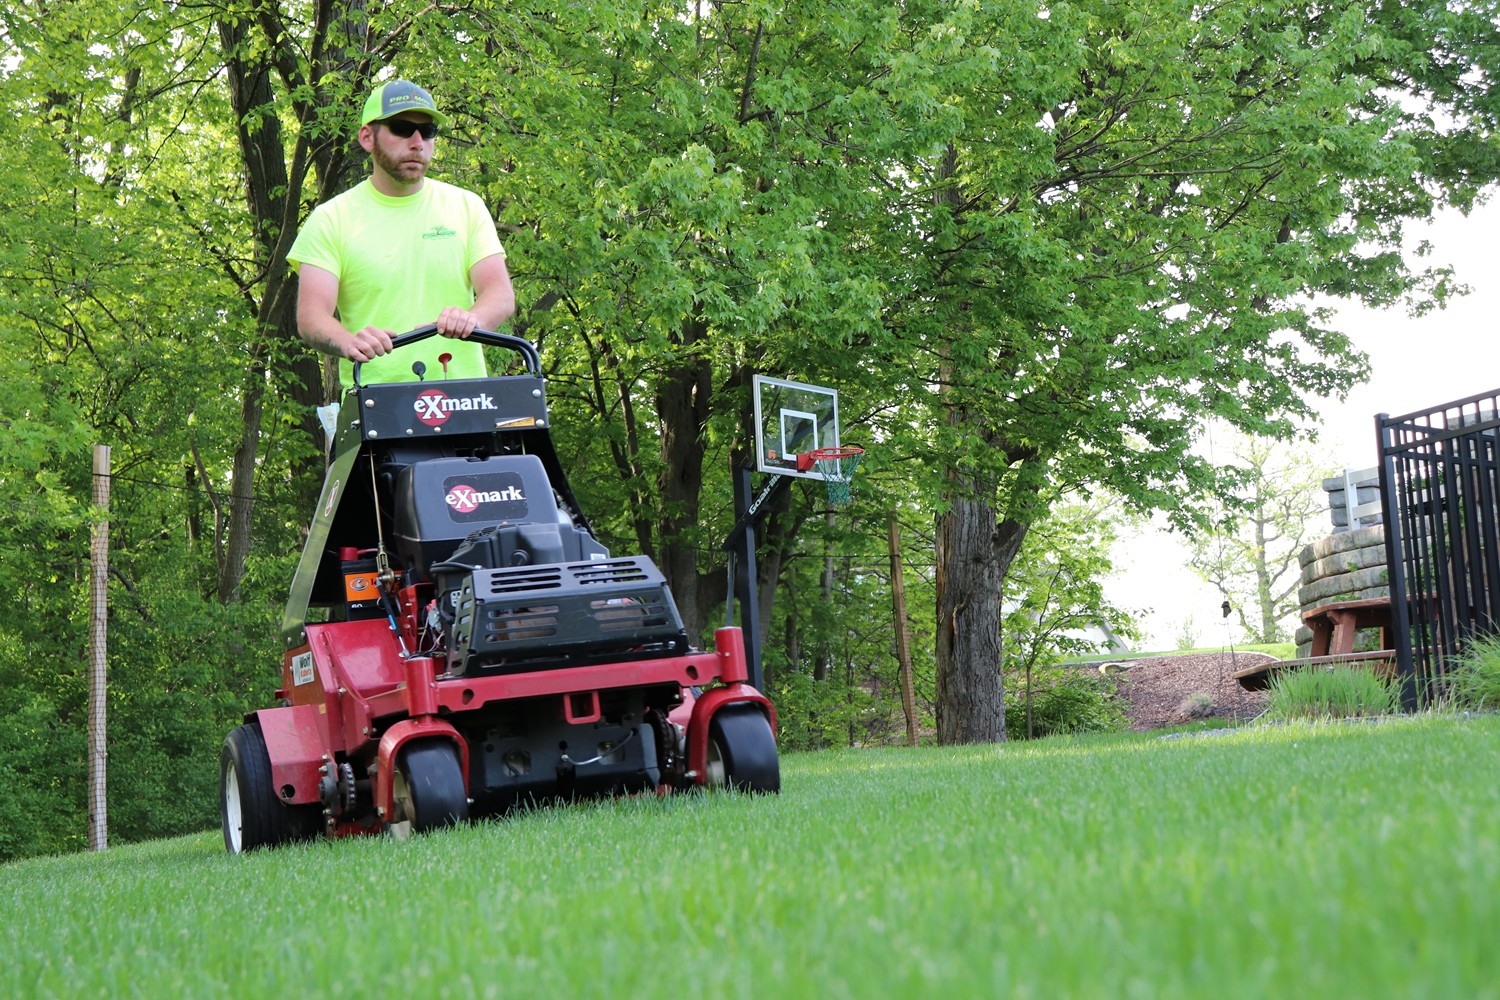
380;119;439;140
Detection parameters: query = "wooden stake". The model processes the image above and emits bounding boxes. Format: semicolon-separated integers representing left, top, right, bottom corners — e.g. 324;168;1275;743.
888;512;919;746
88;445;110;851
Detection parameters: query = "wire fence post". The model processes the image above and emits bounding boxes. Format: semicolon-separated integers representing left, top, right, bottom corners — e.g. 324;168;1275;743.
89;444;110;851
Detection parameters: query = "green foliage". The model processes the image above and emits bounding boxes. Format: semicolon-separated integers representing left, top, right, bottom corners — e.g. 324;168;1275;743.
1444;634;1500;710
1174;615;1201;651
1265;665;1400;722
0;684;87;861
1005;667;1127;740
101;560;286;845
771;671;880;753
1003;500;1140;673
766;510;934;750
5;0;1500;848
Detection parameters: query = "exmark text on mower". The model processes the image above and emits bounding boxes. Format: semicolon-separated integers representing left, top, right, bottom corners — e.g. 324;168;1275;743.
219;327;779;853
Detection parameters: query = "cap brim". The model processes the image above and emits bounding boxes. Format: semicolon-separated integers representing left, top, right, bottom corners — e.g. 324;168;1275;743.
369;109;447;128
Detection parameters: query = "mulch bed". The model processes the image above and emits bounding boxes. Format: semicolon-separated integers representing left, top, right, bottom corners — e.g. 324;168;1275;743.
1106;650;1276;731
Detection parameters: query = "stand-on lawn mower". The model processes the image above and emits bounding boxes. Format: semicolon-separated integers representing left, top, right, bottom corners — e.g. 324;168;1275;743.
219;328;779;852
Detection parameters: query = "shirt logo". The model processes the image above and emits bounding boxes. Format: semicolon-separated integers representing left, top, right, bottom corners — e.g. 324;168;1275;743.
422;225;457;240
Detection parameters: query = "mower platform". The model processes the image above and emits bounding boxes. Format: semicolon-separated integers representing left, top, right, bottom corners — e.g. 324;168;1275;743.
219;328;778;853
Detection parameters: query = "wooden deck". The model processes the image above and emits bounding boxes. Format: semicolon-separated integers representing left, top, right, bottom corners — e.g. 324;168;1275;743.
1233;650;1397;691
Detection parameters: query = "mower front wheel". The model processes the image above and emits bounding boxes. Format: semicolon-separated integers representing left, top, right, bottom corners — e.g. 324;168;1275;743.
393;740;469;833
221;724;320;854
222;724;287;853
705;705;780;794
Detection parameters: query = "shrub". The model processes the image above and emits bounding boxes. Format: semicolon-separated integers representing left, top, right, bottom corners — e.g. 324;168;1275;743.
1006;668;1127;740
1265;665;1398;721
1179;692;1215;719
771;671;883;752
1445;634;1500;710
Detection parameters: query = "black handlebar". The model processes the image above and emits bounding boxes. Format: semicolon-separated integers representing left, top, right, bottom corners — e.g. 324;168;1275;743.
351;325;541;386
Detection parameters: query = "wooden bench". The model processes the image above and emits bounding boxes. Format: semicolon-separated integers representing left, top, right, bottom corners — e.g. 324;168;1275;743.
1302;597;1392;658
1234;596;1396;691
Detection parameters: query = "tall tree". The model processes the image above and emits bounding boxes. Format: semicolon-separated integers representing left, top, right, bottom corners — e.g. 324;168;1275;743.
859;0;1500;742
439;0;898;638
1188;432;1332;643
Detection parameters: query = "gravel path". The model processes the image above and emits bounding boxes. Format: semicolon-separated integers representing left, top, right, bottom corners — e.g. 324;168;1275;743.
1109;650;1275;731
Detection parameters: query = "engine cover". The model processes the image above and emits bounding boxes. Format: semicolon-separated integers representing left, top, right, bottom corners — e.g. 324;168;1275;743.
394;454;562;578
447;557;690;674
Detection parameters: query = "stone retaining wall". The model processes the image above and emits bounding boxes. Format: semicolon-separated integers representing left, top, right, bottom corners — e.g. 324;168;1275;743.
1294;524;1388;657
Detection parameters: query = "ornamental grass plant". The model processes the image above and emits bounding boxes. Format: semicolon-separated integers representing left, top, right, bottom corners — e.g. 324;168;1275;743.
1446;633;1500;710
1264;664;1399;721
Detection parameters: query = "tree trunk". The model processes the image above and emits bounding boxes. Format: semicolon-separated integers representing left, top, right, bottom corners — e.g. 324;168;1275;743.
1253;491;1277;641
815;511;834;682
213;2;368;601
654;317;713;638
754;506;798;658
934;496;1025;744
219;347;266;604
215;17;291;603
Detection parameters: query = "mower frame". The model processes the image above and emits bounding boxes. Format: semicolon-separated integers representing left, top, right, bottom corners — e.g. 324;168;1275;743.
220;328;778;852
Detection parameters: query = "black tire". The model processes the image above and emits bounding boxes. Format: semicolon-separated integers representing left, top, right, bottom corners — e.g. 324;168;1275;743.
393;740;469;833
221;724;278;854
706;705;780;794
221;724;321;854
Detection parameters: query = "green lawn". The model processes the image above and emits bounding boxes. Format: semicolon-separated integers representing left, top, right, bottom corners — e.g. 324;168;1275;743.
3;716;1497;998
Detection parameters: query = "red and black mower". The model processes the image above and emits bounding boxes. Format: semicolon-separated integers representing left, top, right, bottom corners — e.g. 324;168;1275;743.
219;327;779;852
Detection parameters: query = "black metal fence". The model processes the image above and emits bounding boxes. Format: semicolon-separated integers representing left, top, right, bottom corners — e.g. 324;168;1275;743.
1379;389;1500;708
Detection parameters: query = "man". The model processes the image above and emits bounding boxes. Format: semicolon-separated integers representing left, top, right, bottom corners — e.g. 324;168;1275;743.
288;79;515;388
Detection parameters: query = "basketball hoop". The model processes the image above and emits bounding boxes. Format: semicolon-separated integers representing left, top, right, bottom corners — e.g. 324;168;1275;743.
803;445;864;506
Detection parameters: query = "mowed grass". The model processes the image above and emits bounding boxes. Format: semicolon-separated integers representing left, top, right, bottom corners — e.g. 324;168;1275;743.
3;716;1498;999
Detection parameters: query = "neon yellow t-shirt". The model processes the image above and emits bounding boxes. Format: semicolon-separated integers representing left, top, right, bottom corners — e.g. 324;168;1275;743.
287;178;505;387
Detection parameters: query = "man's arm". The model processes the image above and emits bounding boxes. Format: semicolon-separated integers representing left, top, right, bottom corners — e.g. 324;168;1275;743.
434;253;517;338
296;263;395;362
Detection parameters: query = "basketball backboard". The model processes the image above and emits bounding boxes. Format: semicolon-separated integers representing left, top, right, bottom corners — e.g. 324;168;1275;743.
752;375;840;480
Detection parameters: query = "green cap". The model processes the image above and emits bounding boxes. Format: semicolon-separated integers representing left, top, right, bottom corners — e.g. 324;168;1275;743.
360;80;447;128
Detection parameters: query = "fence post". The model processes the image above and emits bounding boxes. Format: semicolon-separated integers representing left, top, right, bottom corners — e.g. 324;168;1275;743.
1377;416;1419;709
88;444;110;851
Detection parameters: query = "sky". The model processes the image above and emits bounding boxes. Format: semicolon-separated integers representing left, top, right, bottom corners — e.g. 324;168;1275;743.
1105;198;1500;652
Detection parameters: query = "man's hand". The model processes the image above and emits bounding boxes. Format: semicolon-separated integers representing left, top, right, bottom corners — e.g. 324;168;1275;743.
435;307;481;339
343;326;397;362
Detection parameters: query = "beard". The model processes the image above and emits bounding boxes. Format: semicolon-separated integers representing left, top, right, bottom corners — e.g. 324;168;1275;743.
371;142;429;189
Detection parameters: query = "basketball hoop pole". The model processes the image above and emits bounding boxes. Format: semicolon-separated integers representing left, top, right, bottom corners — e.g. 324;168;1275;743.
723;464;794;692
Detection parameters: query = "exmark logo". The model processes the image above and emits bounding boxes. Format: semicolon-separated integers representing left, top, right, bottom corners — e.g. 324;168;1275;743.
414;389;498;426
444;470;530;522
446;483;526;514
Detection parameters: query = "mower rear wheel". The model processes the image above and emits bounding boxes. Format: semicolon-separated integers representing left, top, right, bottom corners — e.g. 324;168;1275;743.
705;705;780;794
393;740;469;833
